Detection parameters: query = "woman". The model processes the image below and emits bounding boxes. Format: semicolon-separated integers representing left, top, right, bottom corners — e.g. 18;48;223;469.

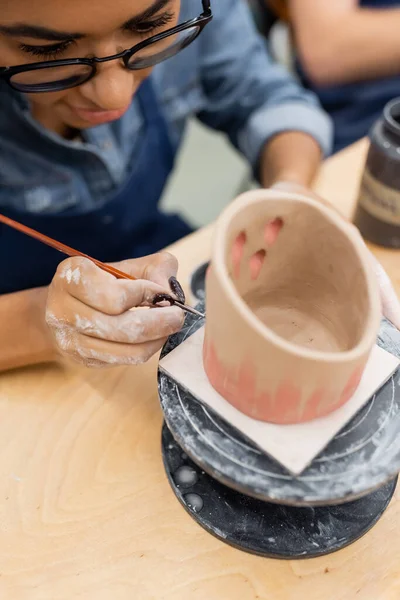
0;0;393;371
288;0;400;152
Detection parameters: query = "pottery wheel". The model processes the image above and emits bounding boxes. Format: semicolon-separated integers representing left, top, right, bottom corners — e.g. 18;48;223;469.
158;268;400;557
161;425;396;558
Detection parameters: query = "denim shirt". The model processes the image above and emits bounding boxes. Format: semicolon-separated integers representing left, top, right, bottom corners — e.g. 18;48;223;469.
0;0;332;216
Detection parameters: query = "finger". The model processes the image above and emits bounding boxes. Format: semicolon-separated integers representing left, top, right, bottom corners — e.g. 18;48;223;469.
369;254;400;330
71;302;184;344
56;258;174;315
49;323;112;369
112;252;179;288
59;329;167;366
169;276;186;304
271;182;342;216
350;235;400;329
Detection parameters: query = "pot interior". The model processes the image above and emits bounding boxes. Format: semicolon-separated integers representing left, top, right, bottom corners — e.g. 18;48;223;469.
224;200;370;353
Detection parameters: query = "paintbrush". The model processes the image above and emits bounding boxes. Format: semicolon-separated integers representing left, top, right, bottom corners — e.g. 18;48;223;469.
0;213;205;319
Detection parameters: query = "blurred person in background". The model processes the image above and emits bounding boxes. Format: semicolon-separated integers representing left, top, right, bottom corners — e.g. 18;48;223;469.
262;0;400;153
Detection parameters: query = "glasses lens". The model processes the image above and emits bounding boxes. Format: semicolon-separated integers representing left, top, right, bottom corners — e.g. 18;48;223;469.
127;25;200;70
10;63;93;92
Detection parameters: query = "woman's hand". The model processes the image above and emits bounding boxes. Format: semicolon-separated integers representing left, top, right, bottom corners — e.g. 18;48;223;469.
45;252;185;368
271;181;400;330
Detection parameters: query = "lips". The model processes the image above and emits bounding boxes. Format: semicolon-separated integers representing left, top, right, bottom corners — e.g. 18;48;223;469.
71;104;130;125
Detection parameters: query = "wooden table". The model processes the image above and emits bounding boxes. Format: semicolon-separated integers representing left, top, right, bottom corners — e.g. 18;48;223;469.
1;140;399;600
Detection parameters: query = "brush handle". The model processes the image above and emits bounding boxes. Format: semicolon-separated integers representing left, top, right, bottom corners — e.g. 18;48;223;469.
0;213;205;317
0;213;137;281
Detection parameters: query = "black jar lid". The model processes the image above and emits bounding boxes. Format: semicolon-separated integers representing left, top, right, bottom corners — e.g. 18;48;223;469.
383;98;400;140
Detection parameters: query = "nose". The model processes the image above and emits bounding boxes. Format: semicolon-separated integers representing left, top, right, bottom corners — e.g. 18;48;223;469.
79;60;138;110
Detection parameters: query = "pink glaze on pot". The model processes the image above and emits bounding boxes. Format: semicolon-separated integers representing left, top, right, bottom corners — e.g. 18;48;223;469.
203;337;366;424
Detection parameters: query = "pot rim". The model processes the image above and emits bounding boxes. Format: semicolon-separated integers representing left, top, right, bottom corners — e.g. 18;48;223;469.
211;189;381;364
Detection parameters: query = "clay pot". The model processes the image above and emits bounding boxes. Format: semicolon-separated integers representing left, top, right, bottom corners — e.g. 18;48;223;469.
203;189;381;424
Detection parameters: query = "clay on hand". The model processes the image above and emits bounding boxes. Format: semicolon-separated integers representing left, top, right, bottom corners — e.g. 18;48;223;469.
271;181;400;330
45;253;185;368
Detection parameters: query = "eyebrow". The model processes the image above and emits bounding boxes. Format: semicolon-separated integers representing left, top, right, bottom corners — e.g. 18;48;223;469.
0;0;172;42
123;0;172;29
0;23;84;42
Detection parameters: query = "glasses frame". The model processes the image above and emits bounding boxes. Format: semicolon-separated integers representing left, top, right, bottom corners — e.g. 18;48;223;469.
0;0;212;93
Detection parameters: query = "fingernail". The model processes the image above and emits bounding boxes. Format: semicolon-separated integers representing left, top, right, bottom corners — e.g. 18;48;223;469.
169;276;186;304
152;293;175;307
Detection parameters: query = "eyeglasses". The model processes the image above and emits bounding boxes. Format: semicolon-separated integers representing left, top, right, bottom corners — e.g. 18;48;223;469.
0;1;212;93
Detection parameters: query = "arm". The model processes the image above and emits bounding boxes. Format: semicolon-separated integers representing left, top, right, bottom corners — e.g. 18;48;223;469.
289;0;400;85
197;0;332;182
260;131;322;187
0;287;56;371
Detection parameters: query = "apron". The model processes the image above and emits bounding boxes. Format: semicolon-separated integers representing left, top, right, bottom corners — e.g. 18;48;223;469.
297;0;400;153
0;79;192;294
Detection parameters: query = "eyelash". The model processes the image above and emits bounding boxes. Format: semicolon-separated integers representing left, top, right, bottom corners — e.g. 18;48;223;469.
19;39;74;60
131;11;175;35
18;12;175;59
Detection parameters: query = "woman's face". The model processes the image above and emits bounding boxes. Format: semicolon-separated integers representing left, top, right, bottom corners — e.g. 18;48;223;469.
0;0;180;133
